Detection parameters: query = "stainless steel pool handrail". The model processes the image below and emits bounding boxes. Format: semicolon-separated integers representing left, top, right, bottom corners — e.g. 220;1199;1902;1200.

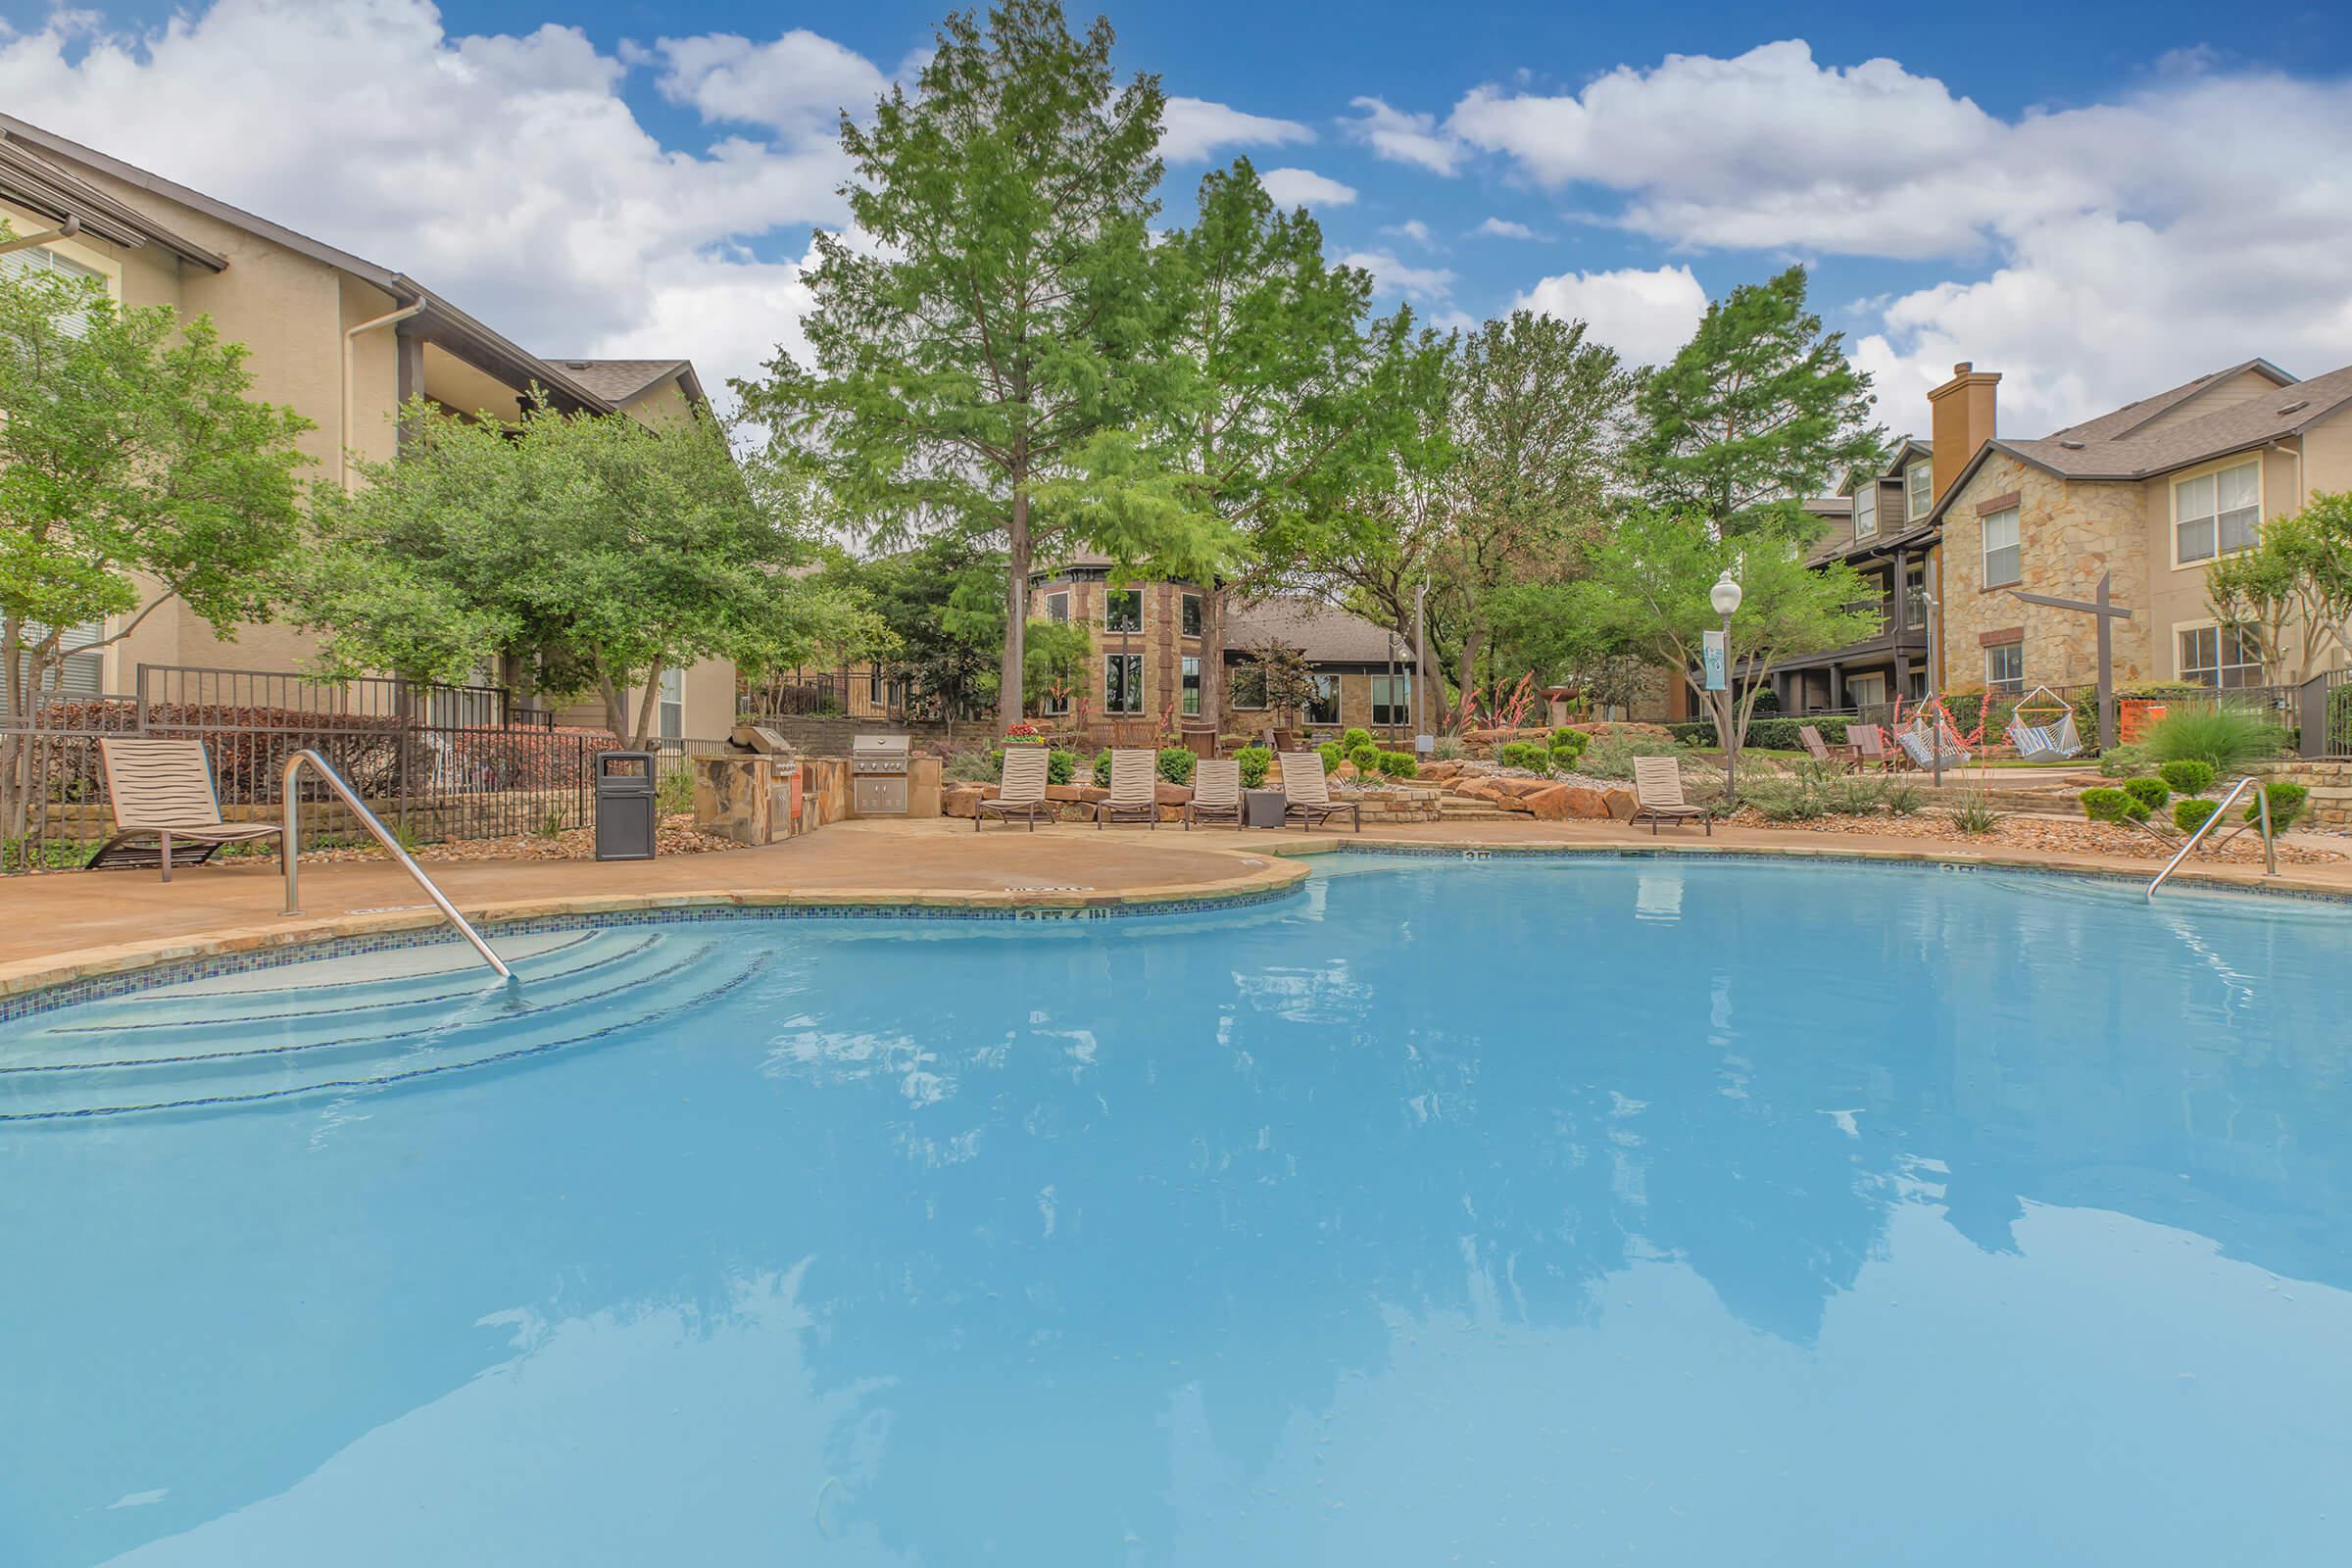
279;749;512;980
2148;775;2274;900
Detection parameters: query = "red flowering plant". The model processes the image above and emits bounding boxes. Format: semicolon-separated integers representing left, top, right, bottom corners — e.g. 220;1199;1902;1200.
1003;721;1048;746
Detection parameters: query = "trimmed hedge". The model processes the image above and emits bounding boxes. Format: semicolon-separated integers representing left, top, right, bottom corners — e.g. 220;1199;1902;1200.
1667;716;1850;751
2249;780;2308;830
1235;746;1272;789
2122;776;2171;811
2174;798;2221;835
1155;748;1196;787
2081;786;2151;825
2155;759;2215;797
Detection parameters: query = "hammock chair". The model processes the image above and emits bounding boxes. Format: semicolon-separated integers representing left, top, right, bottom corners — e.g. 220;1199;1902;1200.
2004;684;2084;761
1896;694;1976;769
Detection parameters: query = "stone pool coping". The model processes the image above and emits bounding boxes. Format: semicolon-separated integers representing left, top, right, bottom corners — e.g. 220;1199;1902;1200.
5;819;2345;1013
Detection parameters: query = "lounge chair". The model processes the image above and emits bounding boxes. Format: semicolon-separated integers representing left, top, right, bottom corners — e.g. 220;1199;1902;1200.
1630;756;1711;836
87;738;285;881
1185;759;1243;829
1848;723;1897;772
1278;751;1361;832
1797;724;1855;771
975;745;1055;831
1093;749;1160;828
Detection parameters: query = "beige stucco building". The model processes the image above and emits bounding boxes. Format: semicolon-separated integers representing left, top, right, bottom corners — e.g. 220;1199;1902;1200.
1;116;733;742
1932;358;2352;700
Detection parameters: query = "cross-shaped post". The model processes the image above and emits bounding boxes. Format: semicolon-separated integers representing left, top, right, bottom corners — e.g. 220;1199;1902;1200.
2008;571;2133;750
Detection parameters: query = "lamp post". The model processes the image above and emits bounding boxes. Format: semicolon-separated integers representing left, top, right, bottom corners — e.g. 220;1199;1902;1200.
1914;575;1944;786
1709;569;1743;808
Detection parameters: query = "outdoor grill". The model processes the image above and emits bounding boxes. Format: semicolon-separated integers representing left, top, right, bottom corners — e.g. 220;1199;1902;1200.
851;733;912;816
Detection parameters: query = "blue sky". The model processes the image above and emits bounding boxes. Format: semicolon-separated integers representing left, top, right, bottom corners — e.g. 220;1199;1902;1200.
5;0;2352;434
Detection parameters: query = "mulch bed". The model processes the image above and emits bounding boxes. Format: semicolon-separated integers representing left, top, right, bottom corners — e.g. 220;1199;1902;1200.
306;813;745;864
1727;808;2340;865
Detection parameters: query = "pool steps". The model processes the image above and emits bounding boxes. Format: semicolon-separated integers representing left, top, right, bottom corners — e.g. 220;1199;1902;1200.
0;930;762;1121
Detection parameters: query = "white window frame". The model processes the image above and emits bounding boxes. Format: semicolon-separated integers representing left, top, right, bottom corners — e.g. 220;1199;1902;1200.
2175;620;2265;689
1369;673;1412;727
1045;590;1070;624
2171;459;2262;570
1852;481;1877;540
1103;652;1144;712
658;665;685;742
1984;641;2024;695
1905;462;1933;522
1102;587;1143;633
1982;506;2021;589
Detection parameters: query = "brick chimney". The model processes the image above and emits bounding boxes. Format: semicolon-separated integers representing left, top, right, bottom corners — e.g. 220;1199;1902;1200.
1927;362;1999;503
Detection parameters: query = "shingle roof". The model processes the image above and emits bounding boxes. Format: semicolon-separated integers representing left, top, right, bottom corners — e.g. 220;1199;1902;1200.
549;358;694;405
1995;361;2349;481
1226;597;1400;663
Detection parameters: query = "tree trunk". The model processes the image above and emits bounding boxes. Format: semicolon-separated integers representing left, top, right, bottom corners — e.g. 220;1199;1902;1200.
1000;489;1030;733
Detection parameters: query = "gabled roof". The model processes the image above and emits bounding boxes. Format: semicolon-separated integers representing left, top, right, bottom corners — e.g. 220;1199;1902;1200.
1226;597;1401;664
1927;358;2352;521
551;358;709;411
1846;436;1929;492
0;134;224;270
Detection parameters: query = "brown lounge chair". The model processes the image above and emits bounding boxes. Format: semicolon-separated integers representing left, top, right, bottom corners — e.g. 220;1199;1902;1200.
1848;723;1898;772
1797;723;1857;772
1093;748;1160;828
87;738;285;881
1278;751;1361;832
975;745;1055;830
1631;756;1711;836
1185;759;1243;828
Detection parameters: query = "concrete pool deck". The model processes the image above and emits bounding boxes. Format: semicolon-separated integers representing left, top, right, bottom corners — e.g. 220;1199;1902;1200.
5;814;2349;1000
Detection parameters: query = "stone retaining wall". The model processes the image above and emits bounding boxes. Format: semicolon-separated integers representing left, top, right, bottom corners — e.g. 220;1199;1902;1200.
2253;760;2352;830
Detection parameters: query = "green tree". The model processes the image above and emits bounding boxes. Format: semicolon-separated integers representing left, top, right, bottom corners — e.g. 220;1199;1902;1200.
0;233;313;723
1634;265;1883;536
2206;492;2352;682
741;0;1189;731
299;398;870;747
1561;510;1879;771
826;537;1007;719
1021;617;1094;714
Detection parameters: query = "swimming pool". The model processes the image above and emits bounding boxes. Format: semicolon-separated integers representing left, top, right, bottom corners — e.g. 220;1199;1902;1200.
2;855;2347;1564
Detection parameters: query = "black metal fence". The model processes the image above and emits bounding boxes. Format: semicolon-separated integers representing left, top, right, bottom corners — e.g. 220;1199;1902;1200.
1;663;722;875
741;663;993;724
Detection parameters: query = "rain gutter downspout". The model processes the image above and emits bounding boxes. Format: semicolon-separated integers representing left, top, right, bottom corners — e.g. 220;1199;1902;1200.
342;300;426;491
0;213;79;256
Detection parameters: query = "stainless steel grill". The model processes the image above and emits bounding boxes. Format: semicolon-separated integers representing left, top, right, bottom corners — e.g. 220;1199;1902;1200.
851;733;911;816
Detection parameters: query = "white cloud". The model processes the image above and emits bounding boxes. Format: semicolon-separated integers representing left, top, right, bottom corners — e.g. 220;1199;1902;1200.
1514;264;1706;367
1259;167;1356;209
1444;40;2352;426
1475;218;1539;240
0;0;866;406
1381;219;1435;246
1342;250;1455;303
1159;95;1313;163
1342;96;1464;175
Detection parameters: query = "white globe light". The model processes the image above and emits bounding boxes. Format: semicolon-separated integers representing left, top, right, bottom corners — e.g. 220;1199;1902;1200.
1710;570;1743;616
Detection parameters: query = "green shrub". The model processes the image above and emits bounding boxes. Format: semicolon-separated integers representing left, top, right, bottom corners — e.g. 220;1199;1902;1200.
2173;797;2222;835
1950;788;2002;835
657;760;697;816
1340;726;1374;753
1317;740;1344;773
1377;750;1418;779
1741;777;1825;821
2144;703;2288;776
1154;748;1197;787
946;749;1000;784
1431;736;1465;761
1548;726;1590;758
2155;758;2215;797
2081;786;2150;825
1497;739;1553;773
2122;776;2171;811
1347;741;1382;774
2096;743;2150;778
1236;746;1272;789
1667;715;1850;751
1092;751;1112;788
2248;780;2308;831
1884;782;1924;816
1582;733;1682;780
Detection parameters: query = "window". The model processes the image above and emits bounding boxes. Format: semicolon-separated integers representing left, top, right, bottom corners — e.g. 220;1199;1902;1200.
2;619;105;719
1846;672;1887;712
1046;590;1069;624
1982;507;2020;588
1305;673;1340;725
1904;668;1929;702
1903;560;1927;627
2179;623;2264;688
1905;462;1933;521
1103;653;1144;712
1181;592;1202;637
1370;673;1412;727
1230;664;1268;710
1103;588;1143;632
1985;641;2024;695
0;245;104;339
867;668;886;707
1041;680;1071;716
1852;482;1877;540
2174;462;2260;565
1181;656;1201;716
659;665;684;742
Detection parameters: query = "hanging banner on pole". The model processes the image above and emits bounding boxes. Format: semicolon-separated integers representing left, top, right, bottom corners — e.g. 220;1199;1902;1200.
1701;630;1728;692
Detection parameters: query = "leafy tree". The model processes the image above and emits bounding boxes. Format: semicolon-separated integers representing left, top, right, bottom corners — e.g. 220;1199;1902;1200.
2206;492;2352;682
741;0;1195;731
0;233;313;723
1231;636;1320;725
298;398;871;747
826;537;1006;719
1633;265;1883;536
1561;509;1879;769
1021;617;1094;714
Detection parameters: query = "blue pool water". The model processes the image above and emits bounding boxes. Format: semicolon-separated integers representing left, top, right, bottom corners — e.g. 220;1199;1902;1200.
2;856;2348;1564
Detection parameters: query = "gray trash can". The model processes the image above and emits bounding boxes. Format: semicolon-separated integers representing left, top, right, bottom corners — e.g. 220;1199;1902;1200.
594;751;658;860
